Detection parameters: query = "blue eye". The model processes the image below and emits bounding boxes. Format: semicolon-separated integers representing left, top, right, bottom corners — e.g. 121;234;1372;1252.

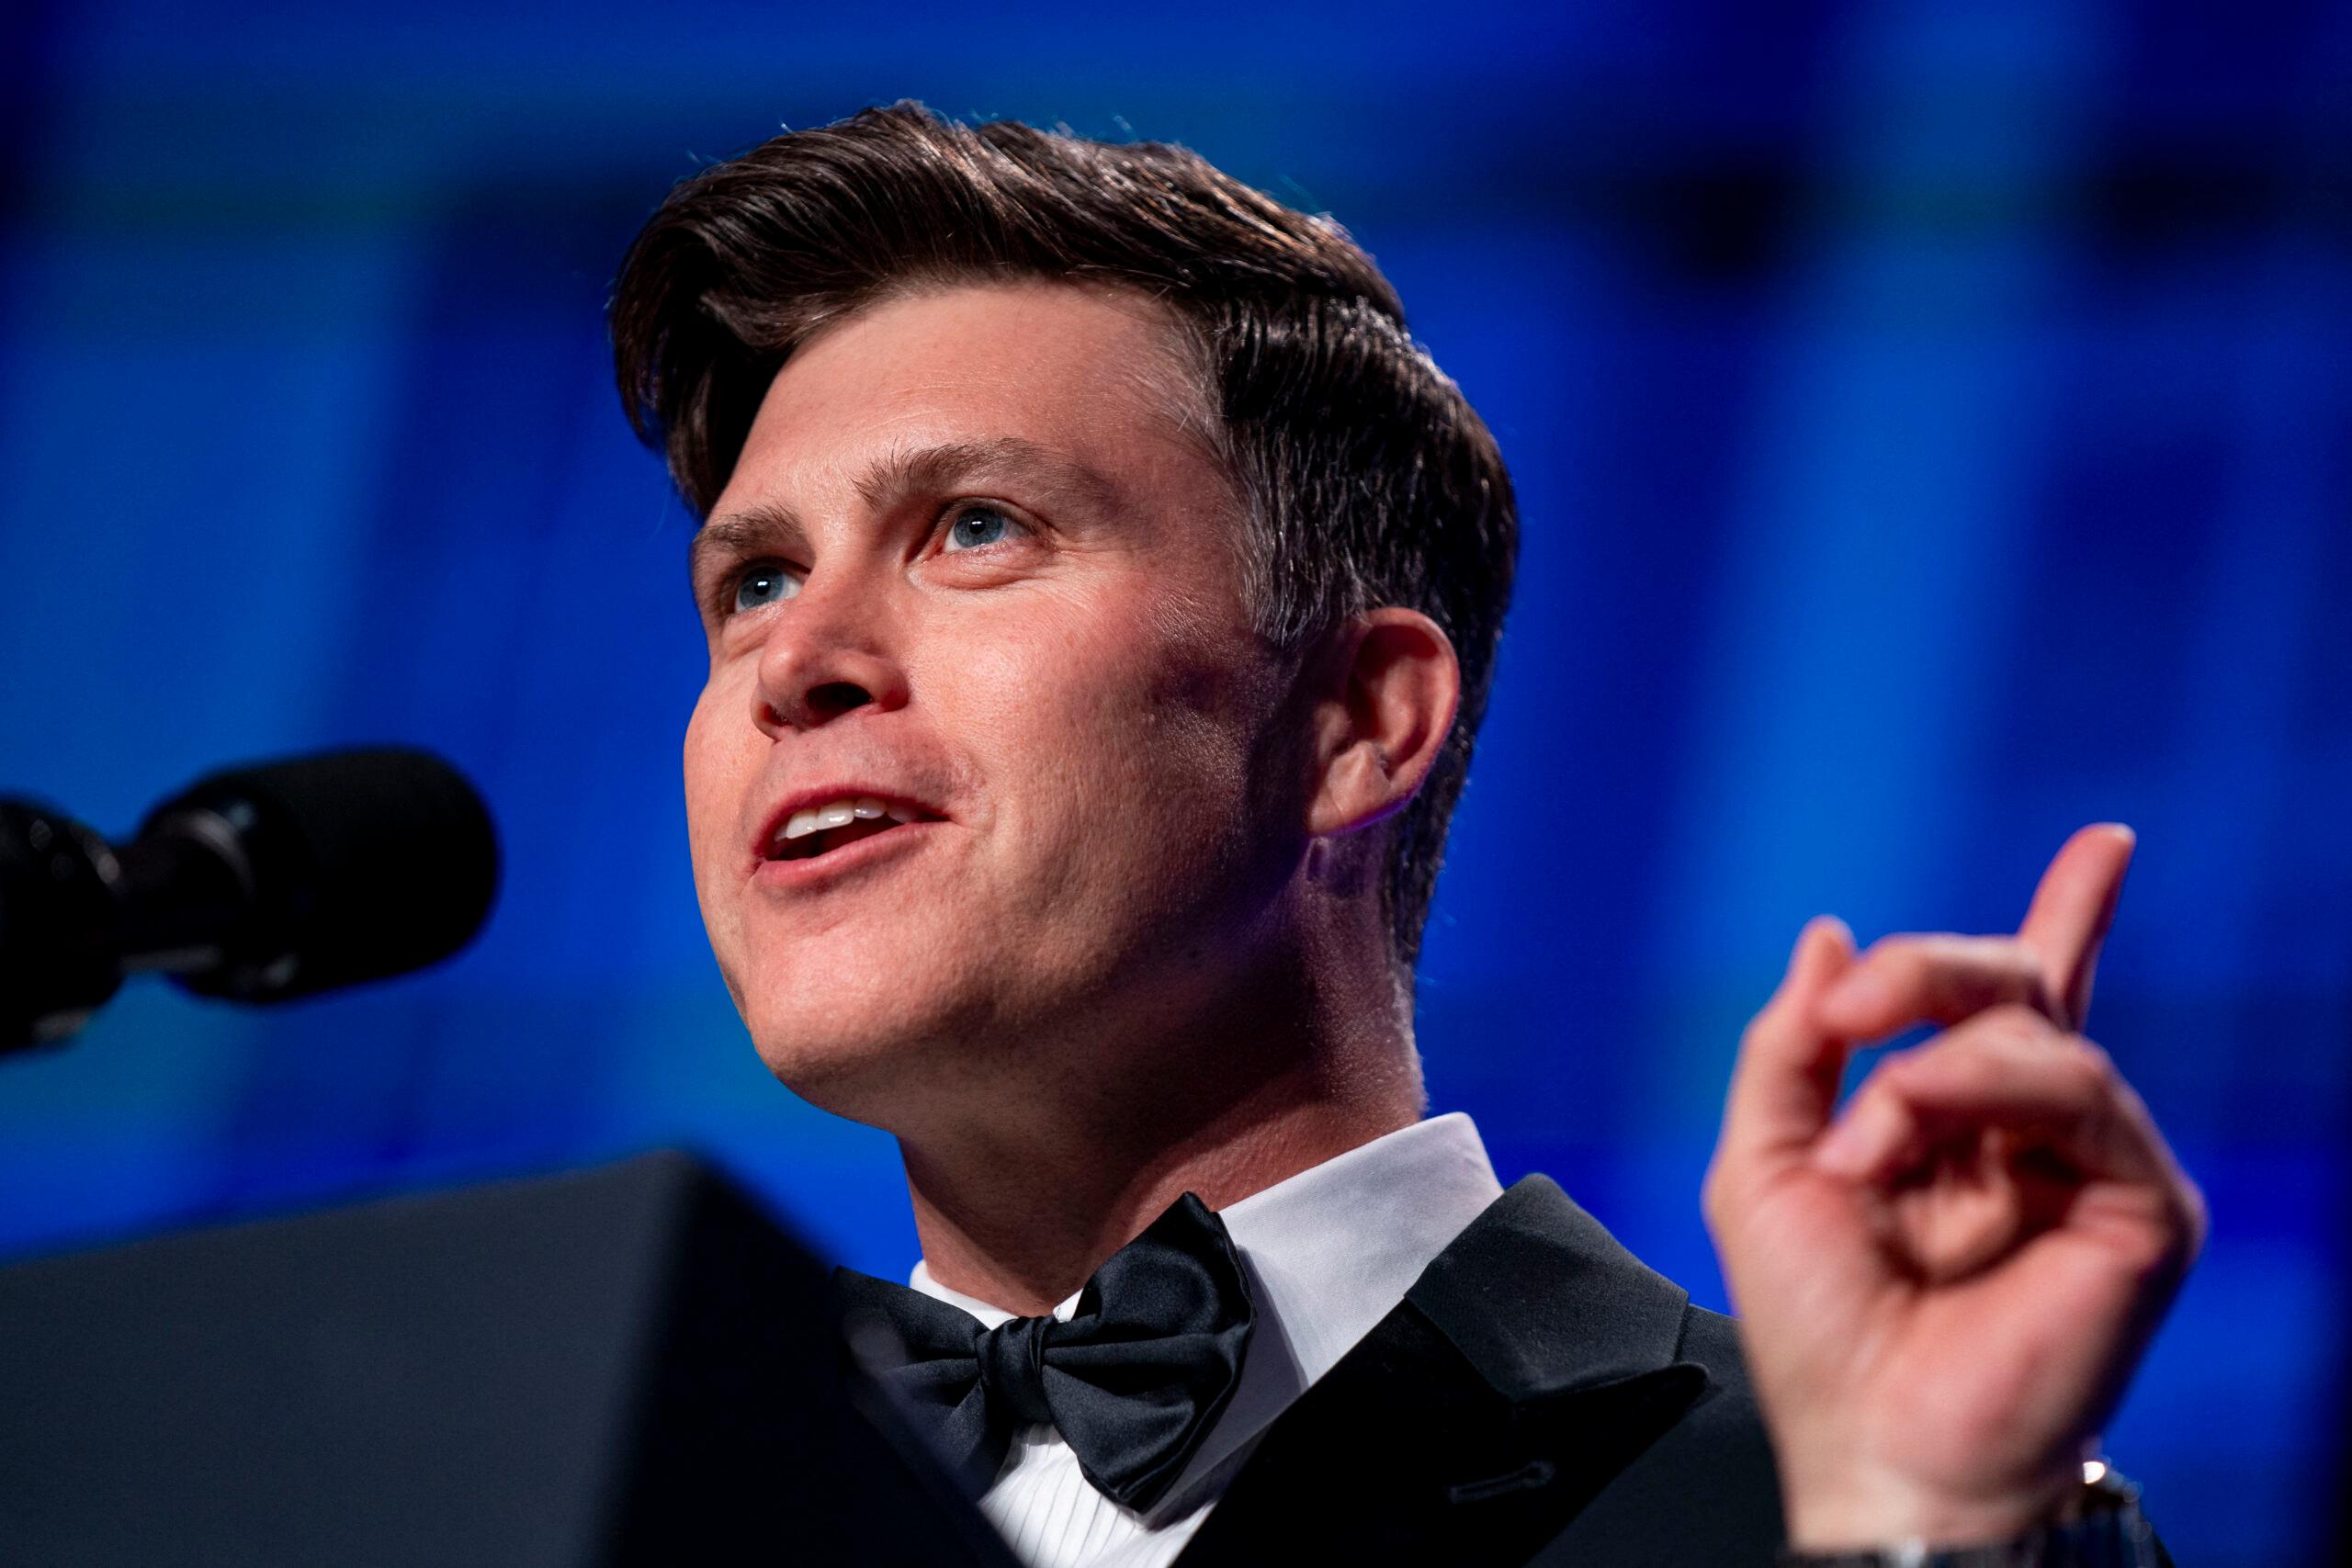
731;561;800;614
944;505;1022;552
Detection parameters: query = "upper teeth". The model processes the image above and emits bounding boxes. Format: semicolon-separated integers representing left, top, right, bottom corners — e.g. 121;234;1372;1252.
777;795;912;843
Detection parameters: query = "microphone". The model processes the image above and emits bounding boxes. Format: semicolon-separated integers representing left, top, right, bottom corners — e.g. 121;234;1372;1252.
0;748;499;1054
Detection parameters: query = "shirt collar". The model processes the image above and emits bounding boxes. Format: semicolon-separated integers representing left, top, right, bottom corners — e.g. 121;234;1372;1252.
1212;1111;1504;1387
908;1112;1505;1515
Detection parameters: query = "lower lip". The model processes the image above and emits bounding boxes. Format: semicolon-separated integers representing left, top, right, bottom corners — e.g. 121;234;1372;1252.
748;819;940;891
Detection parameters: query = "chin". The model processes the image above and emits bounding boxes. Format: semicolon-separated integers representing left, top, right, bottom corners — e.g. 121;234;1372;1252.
736;978;1008;1132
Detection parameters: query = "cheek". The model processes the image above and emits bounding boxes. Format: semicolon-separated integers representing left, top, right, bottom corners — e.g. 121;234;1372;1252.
682;679;747;907
974;601;1238;780
943;593;1270;896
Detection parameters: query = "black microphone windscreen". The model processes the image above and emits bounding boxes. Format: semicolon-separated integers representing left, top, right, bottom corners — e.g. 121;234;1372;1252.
144;748;499;1003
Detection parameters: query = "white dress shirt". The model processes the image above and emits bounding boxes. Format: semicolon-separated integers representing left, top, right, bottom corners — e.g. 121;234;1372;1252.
907;1112;1505;1568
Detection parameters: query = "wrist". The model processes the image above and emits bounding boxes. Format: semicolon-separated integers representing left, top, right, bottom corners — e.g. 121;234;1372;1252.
1781;1458;2079;1552
1781;1461;2156;1568
1786;1492;2065;1554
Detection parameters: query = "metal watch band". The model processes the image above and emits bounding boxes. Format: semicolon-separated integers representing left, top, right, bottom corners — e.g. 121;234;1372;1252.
1778;1463;2158;1568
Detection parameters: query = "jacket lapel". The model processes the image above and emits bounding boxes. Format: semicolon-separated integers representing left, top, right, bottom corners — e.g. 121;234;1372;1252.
1173;1175;1706;1568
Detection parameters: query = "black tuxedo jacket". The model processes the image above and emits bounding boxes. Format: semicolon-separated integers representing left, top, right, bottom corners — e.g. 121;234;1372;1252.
1173;1173;1784;1566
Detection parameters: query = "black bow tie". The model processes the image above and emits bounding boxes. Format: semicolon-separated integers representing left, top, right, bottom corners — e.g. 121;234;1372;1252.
835;1193;1254;1514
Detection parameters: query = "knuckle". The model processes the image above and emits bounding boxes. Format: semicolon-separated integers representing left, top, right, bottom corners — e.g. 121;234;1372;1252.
2052;1035;2118;1097
2179;1176;2212;1254
1901;1036;1994;1095
2072;1036;2118;1080
1955;934;2035;980
1856;933;1932;982
2002;948;2059;1013
1856;932;1912;964
1700;1165;1731;1228
1873;1047;1946;1102
1875;938;1928;975
1952;940;2052;1010
1957;933;2026;964
1974;1001;2054;1043
1877;1042;1929;1081
1993;937;2042;977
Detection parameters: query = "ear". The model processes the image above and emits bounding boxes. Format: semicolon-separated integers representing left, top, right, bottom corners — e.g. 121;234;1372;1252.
1304;609;1462;838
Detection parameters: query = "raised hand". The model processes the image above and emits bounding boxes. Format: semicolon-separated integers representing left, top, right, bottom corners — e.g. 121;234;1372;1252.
1702;826;2205;1550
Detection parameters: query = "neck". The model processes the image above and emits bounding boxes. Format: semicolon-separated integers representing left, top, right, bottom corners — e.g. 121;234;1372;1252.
899;933;1422;1316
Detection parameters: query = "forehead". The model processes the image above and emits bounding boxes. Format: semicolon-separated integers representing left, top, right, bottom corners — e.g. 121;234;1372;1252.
719;280;1222;509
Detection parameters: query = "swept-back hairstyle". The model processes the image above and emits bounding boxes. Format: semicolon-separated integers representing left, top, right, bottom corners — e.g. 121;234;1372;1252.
611;102;1516;969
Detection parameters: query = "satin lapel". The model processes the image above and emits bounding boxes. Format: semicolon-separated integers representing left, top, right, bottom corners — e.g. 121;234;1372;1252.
1173;1176;1705;1568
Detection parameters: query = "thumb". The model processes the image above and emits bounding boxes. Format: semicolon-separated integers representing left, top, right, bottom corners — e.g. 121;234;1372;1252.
1716;916;1860;1170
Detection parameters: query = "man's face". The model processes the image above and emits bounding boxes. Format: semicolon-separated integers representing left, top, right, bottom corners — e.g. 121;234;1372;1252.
683;281;1302;1128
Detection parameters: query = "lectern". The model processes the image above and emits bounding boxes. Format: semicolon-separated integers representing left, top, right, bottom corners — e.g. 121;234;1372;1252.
0;1153;1017;1566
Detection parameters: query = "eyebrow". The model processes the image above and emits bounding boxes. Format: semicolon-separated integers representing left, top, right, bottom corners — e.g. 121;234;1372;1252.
688;434;1125;587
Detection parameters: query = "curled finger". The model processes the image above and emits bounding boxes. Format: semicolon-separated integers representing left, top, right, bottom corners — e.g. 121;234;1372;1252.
1810;1006;2173;1191
1815;933;2056;1041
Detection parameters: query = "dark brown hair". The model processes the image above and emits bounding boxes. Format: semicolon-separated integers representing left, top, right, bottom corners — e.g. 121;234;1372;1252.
611;102;1517;969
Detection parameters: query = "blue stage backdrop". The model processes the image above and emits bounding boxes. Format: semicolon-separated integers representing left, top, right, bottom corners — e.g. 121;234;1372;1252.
1;5;2346;1562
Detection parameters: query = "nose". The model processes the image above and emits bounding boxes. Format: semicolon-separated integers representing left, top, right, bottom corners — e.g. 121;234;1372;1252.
749;576;911;737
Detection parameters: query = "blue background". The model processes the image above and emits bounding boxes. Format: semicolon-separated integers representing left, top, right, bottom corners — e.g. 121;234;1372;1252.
2;4;2346;1561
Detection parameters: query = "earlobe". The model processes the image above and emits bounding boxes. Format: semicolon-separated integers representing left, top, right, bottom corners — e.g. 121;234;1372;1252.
1303;610;1461;839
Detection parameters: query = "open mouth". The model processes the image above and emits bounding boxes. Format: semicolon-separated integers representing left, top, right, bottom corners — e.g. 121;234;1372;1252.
763;796;939;863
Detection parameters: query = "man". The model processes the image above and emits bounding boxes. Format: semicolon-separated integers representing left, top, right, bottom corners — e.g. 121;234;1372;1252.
609;103;2203;1565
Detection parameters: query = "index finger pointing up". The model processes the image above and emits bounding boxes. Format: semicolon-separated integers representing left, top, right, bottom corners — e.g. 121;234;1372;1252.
2017;824;2137;1033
